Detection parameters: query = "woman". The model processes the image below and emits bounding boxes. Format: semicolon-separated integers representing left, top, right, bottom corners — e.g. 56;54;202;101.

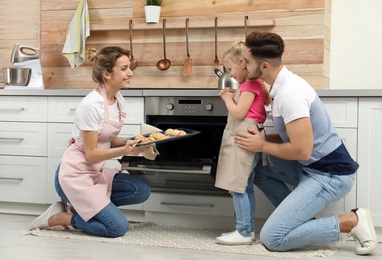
29;46;151;238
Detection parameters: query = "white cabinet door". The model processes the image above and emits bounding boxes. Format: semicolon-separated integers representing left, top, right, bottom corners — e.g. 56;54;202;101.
0;156;47;204
357;98;382;226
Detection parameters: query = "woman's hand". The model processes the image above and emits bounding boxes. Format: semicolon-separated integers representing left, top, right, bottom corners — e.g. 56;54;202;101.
124;140;149;156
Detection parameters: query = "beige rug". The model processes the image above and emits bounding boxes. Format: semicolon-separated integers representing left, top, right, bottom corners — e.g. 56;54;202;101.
22;222;345;258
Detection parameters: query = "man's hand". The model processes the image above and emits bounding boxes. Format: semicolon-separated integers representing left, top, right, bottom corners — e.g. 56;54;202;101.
235;128;265;152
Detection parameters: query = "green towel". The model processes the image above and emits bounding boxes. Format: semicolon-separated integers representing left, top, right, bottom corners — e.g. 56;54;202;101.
62;0;90;69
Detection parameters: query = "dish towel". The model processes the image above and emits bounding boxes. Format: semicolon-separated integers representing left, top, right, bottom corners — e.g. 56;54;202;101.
62;0;90;69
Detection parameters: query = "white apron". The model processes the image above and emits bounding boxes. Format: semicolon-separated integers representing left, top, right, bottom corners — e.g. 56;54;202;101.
59;87;125;221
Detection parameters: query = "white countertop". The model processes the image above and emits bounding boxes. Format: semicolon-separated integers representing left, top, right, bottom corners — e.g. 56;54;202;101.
1;88;382;97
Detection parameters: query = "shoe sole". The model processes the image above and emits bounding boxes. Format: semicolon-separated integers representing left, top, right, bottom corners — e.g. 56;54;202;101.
356;208;378;255
216;238;253;245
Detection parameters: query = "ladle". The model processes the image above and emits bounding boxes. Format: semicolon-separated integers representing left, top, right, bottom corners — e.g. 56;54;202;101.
244;16;248;38
213;17;219;68
157;19;171;71
129;20;138;70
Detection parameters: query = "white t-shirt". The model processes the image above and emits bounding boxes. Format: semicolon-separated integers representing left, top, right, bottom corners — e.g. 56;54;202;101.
72;90;125;139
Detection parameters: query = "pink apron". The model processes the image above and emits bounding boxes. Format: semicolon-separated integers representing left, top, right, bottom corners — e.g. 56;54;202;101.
215;89;264;193
59;87;125;221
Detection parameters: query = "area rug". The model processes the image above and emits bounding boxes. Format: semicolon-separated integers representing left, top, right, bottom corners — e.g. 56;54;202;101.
22;222;345;258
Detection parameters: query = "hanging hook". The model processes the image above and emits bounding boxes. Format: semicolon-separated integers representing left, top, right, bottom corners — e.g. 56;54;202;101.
244;16;248;38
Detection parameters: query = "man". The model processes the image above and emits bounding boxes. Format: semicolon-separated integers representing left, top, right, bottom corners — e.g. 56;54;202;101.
235;31;377;255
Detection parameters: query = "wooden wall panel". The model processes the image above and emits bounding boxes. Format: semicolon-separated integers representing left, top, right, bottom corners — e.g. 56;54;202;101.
1;0;331;90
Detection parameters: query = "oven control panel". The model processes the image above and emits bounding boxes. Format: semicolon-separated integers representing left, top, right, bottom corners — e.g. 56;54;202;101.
145;96;227;116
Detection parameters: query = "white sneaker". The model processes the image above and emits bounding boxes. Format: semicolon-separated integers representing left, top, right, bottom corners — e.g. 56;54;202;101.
349;208;378;255
220;230;255;241
216;230;253;245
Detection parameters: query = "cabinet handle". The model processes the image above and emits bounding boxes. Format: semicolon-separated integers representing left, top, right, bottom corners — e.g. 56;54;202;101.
161;202;214;208
69;108;77;111
0;108;25;112
0;137;24;142
0;177;24;181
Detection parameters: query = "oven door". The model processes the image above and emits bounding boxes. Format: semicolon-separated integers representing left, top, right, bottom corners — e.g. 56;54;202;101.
120;115;229;196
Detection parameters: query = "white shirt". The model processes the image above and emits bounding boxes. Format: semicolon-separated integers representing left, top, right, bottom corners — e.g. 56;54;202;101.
72;90;125;139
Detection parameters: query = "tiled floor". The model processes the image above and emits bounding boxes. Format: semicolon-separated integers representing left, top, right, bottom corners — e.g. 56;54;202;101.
1;214;381;260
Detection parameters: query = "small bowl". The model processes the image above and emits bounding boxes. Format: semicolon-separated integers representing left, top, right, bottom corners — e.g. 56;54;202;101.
3;68;32;86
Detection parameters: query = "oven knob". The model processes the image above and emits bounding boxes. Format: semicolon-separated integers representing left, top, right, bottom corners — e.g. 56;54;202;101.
206;103;213;111
166;103;174;111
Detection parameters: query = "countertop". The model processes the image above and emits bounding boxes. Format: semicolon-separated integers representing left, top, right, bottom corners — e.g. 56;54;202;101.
1;88;382;97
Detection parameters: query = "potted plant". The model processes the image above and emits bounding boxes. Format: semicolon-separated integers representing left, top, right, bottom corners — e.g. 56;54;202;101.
144;0;163;24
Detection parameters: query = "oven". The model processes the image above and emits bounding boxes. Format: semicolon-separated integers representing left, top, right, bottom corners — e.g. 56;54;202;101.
119;96;230;196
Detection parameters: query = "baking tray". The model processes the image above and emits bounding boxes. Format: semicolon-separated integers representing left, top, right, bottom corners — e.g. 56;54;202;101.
126;128;201;147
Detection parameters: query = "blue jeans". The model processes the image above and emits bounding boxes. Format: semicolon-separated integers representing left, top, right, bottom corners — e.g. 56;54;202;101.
230;153;260;237
253;155;355;251
55;165;151;238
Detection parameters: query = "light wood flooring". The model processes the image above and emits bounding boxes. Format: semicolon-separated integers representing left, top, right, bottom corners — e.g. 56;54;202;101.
1;214;381;260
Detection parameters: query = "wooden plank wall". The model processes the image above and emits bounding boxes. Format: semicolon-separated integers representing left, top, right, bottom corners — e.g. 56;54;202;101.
0;1;39;87
1;0;331;90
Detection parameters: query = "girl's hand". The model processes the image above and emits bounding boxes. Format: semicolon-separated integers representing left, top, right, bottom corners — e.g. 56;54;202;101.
218;88;235;101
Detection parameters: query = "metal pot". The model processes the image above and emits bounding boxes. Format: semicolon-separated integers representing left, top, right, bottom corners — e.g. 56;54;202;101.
214;68;239;90
3;68;32;86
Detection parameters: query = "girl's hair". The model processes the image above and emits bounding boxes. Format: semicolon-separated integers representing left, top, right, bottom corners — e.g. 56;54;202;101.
222;40;245;64
88;46;131;84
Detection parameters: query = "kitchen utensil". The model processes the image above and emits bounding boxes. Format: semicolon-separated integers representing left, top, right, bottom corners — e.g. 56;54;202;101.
214;68;239;90
157;19;171;71
182;18;192;77
3;67;32;86
129;20;138;70
244;16;248;38
213;17;219;68
5;43;44;89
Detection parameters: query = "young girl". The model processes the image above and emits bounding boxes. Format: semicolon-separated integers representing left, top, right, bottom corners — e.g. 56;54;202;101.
215;40;270;245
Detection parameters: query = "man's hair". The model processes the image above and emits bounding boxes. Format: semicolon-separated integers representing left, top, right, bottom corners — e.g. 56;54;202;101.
245;32;285;62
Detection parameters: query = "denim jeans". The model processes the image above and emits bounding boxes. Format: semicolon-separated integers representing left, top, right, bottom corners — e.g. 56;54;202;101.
230;153;261;237
55;165;151;238
253;155;355;251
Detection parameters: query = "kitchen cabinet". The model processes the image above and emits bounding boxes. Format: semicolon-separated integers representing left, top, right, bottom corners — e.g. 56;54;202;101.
357;98;382;226
0;96;48;204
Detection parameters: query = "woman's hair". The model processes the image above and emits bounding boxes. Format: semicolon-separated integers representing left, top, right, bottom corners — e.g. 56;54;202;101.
222;40;245;64
245;32;284;65
88;46;131;84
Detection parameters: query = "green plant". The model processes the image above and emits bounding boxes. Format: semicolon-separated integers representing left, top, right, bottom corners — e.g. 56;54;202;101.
144;0;163;6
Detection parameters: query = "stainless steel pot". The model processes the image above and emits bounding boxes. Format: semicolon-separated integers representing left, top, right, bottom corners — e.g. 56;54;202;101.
214;68;239;90
3;68;32;86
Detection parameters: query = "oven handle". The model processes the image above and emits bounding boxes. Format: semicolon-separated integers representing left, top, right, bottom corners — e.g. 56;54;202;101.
122;165;211;175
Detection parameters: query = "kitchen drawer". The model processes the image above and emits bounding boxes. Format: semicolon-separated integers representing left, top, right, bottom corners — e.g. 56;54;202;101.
321;97;358;128
143;193;234;217
48;97;82;123
0;96;48;122
48;96;144;125
0;122;47;156
47;123;140;157
0;155;47;204
124;97;144;124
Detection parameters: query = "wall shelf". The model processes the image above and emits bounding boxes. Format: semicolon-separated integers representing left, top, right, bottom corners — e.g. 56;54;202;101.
90;19;276;31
